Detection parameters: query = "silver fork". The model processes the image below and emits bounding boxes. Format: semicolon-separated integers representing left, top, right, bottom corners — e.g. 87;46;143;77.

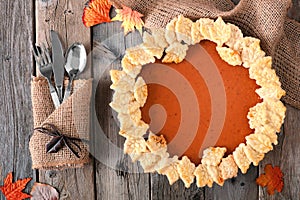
32;43;61;108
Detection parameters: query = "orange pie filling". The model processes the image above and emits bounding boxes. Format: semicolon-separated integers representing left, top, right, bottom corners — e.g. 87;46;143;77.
141;40;262;164
109;16;286;188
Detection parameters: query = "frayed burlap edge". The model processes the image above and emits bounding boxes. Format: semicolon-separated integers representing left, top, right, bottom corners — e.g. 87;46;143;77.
29;77;93;170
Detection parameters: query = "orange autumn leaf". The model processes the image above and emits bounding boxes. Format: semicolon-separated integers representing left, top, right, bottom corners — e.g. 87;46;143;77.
112;5;144;35
0;172;32;200
82;0;112;27
256;164;284;195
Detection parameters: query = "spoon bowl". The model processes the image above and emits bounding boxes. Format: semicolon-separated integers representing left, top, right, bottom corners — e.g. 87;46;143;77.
63;43;87;101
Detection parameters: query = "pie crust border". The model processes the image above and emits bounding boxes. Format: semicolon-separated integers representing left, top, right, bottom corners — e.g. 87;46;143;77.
109;15;286;188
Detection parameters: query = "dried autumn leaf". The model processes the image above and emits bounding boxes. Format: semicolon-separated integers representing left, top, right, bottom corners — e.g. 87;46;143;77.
256;164;284;195
0;172;31;200
112;5;144;35
82;0;112;27
31;182;59;200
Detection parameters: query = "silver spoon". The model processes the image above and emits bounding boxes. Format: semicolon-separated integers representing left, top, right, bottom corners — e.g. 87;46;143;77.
63;43;87;101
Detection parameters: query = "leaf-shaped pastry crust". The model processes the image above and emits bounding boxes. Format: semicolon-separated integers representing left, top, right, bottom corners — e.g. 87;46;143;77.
155;156;179;174
118;110;141;130
248;99;286;133
160;163;180;185
241;39;266;68
219;155;238;179
146;132;167;152
141;43;164;60
252;67;281;88
139;151;166;173
199;18;215;41
246;133;273;154
110;90;140;114
243;144;265;166
110;70;135;93
112;91;135;106
134;77;148;107
211;17;231;46
151;28;169;49
121;56;142;79
119;121;149;138
233;37;265;68
255;83;286;100
124;137;148;155
162;42;188;63
141;32;164;59
110;70;126;84
165;17;179;44
194;164;214;188
177;156;196;188
233;143;251;174
254;125;278;145
200;17;231;46
125;46;155;66
175;15;193;45
249;56;282;89
206;165;224;186
225;23;243;48
110;100;140;114
216;46;243;66
202;147;227;166
191;20;204;44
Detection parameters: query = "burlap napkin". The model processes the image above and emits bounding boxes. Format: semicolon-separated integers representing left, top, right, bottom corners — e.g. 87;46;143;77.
112;0;300;109
29;77;92;170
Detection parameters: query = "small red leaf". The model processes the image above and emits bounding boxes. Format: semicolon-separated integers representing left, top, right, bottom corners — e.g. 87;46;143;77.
256;164;284;195
0;172;32;200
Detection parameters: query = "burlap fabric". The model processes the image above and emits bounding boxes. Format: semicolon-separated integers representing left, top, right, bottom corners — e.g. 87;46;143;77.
112;0;300;109
29;77;92;170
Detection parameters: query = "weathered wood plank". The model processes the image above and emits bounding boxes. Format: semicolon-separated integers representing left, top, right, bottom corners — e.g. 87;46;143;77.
35;0;94;199
151;174;204;200
0;0;35;198
259;105;300;200
205;167;258;200
93;21;150;200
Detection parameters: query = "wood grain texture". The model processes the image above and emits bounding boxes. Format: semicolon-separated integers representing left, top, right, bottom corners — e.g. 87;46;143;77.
35;0;94;199
35;0;91;52
205;167;258;200
0;0;35;198
151;174;204;200
93;22;150;200
259;105;300;200
0;0;299;200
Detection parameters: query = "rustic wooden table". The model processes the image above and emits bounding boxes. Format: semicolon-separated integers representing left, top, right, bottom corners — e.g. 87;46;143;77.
1;0;299;199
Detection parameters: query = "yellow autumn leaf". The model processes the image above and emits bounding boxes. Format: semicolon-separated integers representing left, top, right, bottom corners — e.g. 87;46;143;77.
112;5;144;35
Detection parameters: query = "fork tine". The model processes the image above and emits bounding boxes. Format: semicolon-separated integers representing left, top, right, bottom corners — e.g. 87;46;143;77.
42;43;52;64
40;44;48;65
31;45;39;64
35;44;45;66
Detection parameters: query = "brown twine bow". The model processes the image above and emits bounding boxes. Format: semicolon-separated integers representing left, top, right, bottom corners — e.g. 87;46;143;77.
34;123;89;158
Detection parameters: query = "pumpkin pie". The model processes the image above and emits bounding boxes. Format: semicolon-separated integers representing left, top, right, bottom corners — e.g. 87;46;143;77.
109;15;286;188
